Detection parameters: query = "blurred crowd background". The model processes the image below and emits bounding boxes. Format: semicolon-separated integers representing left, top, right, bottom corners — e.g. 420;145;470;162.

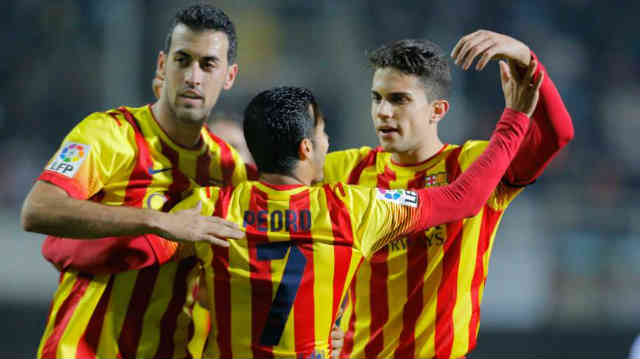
1;0;639;357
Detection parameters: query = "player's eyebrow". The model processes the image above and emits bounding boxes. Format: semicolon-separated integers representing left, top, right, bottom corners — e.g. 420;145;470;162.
202;55;221;63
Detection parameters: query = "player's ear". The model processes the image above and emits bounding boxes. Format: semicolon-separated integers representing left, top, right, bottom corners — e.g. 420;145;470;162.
430;99;449;124
298;138;313;161
156;51;166;77
223;63;238;90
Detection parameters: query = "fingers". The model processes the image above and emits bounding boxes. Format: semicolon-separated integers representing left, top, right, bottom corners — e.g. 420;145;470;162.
452;31;487;69
524;59;538;84
533;70;544;92
499;60;511;88
205;217;244;239
475;46;498;71
201;234;230;248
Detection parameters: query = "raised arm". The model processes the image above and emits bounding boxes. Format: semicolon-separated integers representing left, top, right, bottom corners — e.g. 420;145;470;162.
451;30;574;185
416;58;541;229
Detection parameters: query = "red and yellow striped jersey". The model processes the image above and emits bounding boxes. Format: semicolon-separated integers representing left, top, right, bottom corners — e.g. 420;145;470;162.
37;105;247;358
325;142;522;359
172;180;433;359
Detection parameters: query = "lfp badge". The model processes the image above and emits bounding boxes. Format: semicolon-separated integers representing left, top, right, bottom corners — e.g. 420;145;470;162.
376;188;419;208
46;142;90;177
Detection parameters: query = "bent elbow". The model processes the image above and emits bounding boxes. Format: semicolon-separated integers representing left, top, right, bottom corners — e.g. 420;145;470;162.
462;199;485;219
20;199;44;233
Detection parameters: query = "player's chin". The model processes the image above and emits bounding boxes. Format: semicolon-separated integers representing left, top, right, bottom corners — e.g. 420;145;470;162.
176;108;207;125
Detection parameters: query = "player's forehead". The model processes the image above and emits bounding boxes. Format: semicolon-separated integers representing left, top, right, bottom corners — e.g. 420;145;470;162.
371;67;426;97
169;23;230;62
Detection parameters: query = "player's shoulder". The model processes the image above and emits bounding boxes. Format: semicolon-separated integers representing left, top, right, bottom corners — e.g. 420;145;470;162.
327;146;380;163
454;139;489;165
77;105;146;138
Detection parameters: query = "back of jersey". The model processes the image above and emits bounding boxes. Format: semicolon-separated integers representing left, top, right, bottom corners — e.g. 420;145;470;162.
196;181;364;358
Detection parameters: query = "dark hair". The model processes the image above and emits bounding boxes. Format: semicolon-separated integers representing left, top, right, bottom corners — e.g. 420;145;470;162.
243;87;320;175
368;39;451;100
164;3;237;63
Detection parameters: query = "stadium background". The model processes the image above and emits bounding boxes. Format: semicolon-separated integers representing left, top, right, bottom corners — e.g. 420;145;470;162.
1;0;638;357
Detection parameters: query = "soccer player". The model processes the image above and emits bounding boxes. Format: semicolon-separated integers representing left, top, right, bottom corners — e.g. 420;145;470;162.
173;73;540;358
326;32;574;358
21;4;249;358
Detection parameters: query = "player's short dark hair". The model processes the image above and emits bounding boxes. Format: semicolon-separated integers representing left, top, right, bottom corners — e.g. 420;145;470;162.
368;39;451;101
244;87;321;175
165;3;237;63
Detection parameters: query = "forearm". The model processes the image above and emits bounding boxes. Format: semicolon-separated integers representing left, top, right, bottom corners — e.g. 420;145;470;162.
21;181;165;238
411;108;529;229
505;53;574;184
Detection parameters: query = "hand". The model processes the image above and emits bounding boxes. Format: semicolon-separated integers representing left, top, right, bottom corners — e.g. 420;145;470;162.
154;201;243;247
451;30;531;71
500;59;544;117
330;324;345;359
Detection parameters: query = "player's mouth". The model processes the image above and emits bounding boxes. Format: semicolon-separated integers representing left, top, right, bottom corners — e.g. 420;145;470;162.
377;126;399;139
179;90;204;105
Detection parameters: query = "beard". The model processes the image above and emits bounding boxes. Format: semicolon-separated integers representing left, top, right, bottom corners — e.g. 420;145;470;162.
168;101;209;126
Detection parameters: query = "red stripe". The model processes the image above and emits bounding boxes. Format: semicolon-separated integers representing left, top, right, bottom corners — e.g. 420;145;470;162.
363;169;396;357
160;141;191;211
206;127;236;186
347;148;380;185
107;111;122;126
75;276;115;358
340;284;357;358
394;233;428;358
211;187;234;357
247;186;274;359
117;266;160;358
468;205;502;351
289;190;316;355
394;170;429;358
41;274;93;359
118;108;154;208
434;147;464;358
154;256;199;358
196;151;212;186
323;184;355;328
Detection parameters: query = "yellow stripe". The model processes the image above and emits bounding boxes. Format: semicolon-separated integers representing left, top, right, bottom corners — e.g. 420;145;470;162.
189;303;209;359
95;270;139;357
414;243;442;358
348;261;372;356
310;194;334;351
451;211;482;355
229;238;252;356
135;262;178;357
56;274;110;358
37;272;77;358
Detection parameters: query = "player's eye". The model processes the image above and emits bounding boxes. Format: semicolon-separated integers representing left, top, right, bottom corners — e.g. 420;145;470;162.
371;93;382;103
390;94;409;105
202;61;216;71
175;56;189;66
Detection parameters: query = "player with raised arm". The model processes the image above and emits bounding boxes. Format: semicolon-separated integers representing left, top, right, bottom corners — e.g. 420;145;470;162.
22;4;250;358
172;70;539;357
327;31;573;358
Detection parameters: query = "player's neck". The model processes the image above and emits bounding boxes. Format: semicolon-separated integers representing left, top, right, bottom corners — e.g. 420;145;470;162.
260;172;311;187
151;101;203;149
391;137;445;165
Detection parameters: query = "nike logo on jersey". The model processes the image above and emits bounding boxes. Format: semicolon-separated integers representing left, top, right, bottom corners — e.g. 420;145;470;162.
147;166;172;175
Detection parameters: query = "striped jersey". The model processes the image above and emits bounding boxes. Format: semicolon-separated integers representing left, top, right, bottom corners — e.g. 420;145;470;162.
173;180;433;359
325;142;522;359
37;105;248;358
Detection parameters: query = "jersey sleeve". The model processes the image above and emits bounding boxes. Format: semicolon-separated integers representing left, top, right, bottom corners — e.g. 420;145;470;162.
455;140;523;211
503;51;574;186
337;184;429;260
37;111;136;199
323;147;376;183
